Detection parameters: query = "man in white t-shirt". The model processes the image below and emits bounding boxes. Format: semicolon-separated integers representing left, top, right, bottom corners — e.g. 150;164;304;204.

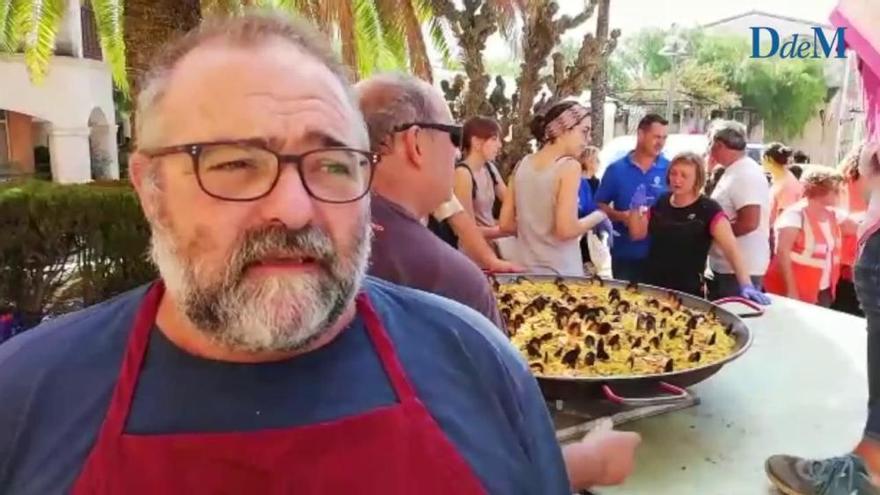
707;121;771;298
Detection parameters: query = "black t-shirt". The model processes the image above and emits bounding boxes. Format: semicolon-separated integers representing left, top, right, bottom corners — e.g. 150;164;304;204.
645;193;725;296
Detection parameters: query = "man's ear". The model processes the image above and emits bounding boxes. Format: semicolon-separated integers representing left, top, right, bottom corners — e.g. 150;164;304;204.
128;151;151;198
402;127;424;169
128;152;162;222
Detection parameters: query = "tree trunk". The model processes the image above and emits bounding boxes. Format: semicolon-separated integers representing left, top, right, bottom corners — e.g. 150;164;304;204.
337;1;358;79
401;0;433;82
124;0;201;143
505;1;564;172
590;0;610;147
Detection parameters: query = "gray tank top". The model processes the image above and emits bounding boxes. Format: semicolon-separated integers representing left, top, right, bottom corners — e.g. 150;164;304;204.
472;164;497;228
512;155;584;276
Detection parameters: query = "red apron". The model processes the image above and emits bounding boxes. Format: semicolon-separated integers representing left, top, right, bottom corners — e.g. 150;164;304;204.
72;282;487;494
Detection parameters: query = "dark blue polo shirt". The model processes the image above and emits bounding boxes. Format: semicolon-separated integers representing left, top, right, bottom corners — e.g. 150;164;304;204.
595;152;669;260
0;279;569;494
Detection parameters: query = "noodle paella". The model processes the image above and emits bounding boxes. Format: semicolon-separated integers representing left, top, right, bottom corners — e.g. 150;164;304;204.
493;277;738;378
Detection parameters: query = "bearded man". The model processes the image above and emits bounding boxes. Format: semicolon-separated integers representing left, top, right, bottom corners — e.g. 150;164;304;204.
0;13;570;495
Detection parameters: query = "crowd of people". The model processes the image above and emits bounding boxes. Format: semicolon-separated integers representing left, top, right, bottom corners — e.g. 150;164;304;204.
432;106;875;315
2;11;880;495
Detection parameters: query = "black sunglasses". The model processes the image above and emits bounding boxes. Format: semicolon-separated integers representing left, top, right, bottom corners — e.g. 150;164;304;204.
393;122;463;147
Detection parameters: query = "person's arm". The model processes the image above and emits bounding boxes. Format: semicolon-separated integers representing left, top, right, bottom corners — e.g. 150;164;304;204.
730;205;761;236
711;215;752;287
555;160;608;241
837;208;861;236
499;175;517;235
453;167;476;217
447;210;522;273
595;166;629;223
598;203;629;223
628;207;649;241
563;429;641;489
775;227;800;299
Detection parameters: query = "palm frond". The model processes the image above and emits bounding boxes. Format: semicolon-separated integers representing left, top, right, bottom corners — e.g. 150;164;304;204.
412;0;454;69
371;0;408;70
351;0;383;77
488;0;519;40
13;0;66;84
90;0;129;94
0;0;22;52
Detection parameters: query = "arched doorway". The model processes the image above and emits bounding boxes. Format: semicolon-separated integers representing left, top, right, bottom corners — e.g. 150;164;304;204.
88;107;114;180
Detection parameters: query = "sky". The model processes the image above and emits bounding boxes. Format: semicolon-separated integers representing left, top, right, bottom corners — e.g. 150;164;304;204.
481;0;839;60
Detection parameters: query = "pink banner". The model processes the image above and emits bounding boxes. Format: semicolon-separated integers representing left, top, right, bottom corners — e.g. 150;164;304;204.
831;0;880;137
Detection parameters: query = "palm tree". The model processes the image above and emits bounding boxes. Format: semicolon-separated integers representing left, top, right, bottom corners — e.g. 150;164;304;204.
1;0;129;92
0;0;460;95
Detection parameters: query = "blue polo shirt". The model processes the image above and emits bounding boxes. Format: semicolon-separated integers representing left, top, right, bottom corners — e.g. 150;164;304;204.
595;152;669;260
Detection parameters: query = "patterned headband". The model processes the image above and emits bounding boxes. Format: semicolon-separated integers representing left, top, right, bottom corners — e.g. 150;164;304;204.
544;104;590;142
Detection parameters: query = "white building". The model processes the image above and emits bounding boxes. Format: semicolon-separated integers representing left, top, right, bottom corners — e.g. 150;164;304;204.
0;0;118;183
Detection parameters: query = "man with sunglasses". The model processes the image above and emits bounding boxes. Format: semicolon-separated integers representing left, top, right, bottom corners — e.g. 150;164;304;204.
357;74;505;328
0;14;572;494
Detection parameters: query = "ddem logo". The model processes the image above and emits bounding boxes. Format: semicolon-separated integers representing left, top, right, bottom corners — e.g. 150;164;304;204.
750;26;846;59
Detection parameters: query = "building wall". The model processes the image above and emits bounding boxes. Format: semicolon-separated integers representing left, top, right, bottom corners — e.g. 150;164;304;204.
0;53;117;182
6;111;34;173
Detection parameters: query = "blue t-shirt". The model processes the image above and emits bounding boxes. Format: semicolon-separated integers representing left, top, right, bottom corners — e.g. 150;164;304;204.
577;177;597;218
595;152;670;259
0;278;569;495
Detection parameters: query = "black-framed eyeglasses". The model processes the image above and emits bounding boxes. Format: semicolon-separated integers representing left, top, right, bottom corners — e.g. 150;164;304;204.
393;122;463;148
141;138;380;203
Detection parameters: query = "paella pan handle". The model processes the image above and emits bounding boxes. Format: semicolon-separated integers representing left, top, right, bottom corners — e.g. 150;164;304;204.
712;297;765;318
601;382;692;407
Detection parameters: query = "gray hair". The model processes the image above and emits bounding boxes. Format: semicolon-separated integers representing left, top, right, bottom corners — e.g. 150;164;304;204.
136;12;356;148
711;120;747;151
355;73;440;152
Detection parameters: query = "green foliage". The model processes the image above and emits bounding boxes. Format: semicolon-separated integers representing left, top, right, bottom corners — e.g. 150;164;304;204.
690;35;749;83
610;27;827;139
678;60;739;108
0;180;155;320
610;27;673;86
1;0;128;93
90;0;128;94
734;58;827;140
484;56;519;78
12;0;66;84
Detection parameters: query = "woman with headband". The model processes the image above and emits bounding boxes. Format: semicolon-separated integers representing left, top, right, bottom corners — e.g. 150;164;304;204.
499;101;611;275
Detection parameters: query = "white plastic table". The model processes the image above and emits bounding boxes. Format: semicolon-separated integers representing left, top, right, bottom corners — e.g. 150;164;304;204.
600;295;868;495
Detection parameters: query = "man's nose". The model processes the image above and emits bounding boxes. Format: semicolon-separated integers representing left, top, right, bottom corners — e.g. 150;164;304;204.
254;166;315;229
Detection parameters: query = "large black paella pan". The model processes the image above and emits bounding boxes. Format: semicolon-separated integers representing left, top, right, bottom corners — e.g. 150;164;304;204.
490;274;763;405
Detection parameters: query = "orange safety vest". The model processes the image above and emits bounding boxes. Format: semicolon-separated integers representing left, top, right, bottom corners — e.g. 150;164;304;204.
840;178;867;272
765;202;842;304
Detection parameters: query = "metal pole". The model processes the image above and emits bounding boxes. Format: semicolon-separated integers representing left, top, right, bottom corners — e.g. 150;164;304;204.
666;58;675;124
834;51;853;163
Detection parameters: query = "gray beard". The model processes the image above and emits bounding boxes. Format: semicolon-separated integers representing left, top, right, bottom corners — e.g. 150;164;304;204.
149;215;372;354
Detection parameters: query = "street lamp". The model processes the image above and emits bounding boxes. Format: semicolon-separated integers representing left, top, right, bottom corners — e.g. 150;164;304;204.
659;25;689;125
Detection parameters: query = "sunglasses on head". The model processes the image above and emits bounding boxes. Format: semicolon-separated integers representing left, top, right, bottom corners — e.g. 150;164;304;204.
393;122;463;148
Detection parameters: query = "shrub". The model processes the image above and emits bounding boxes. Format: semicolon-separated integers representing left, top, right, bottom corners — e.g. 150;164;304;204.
0;180;155;328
